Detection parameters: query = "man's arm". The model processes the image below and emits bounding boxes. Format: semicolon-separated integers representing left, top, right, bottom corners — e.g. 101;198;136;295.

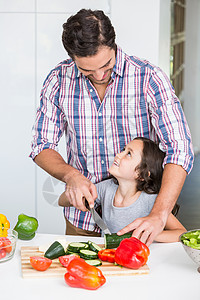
117;163;187;246
34;149;97;210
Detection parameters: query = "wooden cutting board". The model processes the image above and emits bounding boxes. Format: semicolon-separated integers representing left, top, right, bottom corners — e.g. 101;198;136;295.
21;246;149;278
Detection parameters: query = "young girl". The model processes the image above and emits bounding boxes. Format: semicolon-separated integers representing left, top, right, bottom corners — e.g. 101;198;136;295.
59;137;186;242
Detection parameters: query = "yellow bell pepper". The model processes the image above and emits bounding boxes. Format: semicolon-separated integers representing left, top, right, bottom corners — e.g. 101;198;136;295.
0;214;10;237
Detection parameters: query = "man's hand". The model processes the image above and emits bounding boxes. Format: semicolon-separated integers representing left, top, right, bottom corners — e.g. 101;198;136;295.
64;170;97;211
34;149;97;211
117;212;167;247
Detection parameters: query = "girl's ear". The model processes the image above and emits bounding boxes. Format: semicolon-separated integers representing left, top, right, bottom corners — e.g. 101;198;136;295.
148;171;151;177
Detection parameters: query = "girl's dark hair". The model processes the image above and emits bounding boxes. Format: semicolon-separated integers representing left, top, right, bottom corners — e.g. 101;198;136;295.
134;137;165;194
62;9;116;59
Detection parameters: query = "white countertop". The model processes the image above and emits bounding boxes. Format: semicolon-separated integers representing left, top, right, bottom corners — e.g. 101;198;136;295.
1;233;199;300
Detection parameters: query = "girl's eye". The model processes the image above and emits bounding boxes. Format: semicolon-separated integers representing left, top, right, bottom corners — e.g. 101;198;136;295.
127;151;131;156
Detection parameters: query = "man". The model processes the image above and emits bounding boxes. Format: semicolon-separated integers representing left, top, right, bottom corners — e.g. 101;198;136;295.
30;9;194;246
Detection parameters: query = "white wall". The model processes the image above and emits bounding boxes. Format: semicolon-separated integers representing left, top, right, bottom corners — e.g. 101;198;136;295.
0;0;171;233
110;0;170;75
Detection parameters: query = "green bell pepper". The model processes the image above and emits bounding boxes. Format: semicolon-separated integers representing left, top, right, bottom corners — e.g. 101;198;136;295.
14;214;38;240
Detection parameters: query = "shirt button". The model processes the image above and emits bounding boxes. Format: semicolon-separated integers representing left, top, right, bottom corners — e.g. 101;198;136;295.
99;137;103;142
99;112;102;117
90;89;93;92
101;160;104;165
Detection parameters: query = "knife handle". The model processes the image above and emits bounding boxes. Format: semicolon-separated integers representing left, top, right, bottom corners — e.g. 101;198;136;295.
84;198;90;210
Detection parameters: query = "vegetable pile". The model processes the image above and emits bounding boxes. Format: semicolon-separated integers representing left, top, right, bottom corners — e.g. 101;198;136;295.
181;230;200;250
29;234;150;291
45;240;103;266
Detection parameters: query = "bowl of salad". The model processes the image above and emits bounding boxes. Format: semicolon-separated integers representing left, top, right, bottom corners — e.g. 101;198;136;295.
0;229;18;262
179;229;200;272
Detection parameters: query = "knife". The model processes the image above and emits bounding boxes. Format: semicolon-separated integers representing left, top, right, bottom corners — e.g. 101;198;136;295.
85;200;111;235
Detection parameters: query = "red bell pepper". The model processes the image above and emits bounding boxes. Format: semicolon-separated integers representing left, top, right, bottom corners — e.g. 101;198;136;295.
98;249;116;263
64;257;106;290
115;237;150;269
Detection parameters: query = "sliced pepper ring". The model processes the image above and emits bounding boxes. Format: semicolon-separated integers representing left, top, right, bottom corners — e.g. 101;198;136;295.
98;249;116;263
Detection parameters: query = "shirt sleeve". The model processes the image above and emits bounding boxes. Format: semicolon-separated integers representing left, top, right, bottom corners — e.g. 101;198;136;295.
146;67;194;174
30;69;66;160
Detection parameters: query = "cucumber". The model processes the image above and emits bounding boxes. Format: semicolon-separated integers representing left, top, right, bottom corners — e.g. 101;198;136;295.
44;241;66;259
67;242;88;253
65;250;80;255
88;241;103;253
79;249;98;260
85;259;102;267
104;232;132;249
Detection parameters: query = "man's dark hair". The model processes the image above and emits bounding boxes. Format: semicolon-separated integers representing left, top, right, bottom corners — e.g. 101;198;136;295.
134;137;165;194
62;9;116;59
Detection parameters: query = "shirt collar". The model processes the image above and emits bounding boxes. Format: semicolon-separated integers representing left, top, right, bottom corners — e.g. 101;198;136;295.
75;45;125;78
112;45;125;77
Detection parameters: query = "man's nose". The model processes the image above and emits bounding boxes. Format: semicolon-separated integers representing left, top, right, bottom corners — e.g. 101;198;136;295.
93;70;104;80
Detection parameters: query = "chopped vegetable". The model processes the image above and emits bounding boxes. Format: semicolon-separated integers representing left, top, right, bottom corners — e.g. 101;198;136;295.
44;241;66;260
85;259;102;267
98;249;116;263
79;249;98;260
30;256;52;271
0;237;12;253
59;254;79;267
14;214;38;240
67;242;88;253
181;230;200;250
0;249;7;260
104;232;132;249
88;241;103;253
115;237;150;269
64;257;106;290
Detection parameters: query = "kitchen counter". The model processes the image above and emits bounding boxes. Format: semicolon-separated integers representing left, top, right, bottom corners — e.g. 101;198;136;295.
1;233;199;300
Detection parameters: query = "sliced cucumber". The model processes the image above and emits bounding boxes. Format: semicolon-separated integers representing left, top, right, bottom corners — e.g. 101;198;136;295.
85;259;102;267
67;242;88;253
65;250;80;255
88;241;103;253
79;249;98;260
104;232;132;249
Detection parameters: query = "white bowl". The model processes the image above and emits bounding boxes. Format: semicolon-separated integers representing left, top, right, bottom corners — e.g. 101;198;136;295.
179;229;200;272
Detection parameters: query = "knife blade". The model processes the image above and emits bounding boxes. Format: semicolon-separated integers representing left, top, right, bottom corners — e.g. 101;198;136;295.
85;200;111;235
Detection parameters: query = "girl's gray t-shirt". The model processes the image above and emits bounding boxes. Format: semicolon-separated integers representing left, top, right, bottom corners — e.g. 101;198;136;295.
95;179;157;234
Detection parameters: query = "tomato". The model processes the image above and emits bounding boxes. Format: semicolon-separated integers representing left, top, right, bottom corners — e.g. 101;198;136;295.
98;249;116;263
30;256;52;271
0;249;6;260
59;254;80;267
0;237;12;253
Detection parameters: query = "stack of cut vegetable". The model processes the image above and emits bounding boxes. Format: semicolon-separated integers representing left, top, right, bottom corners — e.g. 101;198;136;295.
45;240;103;266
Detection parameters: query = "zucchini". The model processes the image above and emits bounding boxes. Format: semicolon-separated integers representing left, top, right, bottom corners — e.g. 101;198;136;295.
104;232;132;249
44;241;66;259
79;249;98;260
88;241;103;253
85;259;102;267
67;242;88;253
